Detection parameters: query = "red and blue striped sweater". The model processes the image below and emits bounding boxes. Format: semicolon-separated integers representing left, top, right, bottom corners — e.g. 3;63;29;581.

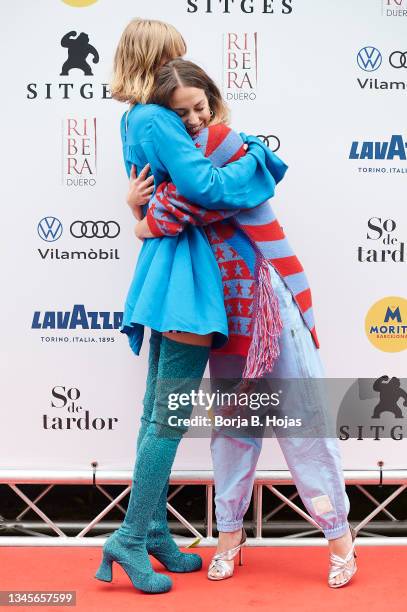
145;124;320;378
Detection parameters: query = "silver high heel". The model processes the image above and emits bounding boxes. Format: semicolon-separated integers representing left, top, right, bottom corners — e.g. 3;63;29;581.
328;524;358;588
207;528;247;581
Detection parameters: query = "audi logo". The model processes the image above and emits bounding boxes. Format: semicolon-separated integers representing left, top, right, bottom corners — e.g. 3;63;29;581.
256;134;281;152
389;51;407;68
70;220;120;238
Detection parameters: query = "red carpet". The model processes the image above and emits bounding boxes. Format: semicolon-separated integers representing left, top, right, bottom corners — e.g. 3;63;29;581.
0;546;405;611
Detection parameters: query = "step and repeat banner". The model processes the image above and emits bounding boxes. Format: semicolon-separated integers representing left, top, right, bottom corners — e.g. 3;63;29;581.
1;0;406;474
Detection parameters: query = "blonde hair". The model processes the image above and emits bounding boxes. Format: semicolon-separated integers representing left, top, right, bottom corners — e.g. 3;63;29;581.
150;59;230;126
111;18;187;104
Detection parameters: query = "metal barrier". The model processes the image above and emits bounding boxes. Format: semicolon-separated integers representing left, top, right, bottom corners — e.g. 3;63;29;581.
1;470;407;547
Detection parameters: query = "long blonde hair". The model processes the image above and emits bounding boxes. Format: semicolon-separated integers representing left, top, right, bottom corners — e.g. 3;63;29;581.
150;59;230;126
111;18;187;104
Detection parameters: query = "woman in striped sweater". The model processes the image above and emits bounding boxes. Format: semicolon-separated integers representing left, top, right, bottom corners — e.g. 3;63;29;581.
129;59;357;589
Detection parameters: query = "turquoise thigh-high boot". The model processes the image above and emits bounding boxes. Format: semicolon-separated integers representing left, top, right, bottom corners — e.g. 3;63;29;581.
95;336;209;593
137;330;202;572
135;330;162;453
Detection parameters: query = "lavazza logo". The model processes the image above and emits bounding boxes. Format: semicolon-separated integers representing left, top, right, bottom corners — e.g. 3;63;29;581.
43;385;119;432
223;33;258;101
187;0;294;14
382;0;407;17
348;134;407;174
356;45;407;92
37;216;120;261
31;305;123;344
63;118;97;187
358;217;406;263
26;31;110;101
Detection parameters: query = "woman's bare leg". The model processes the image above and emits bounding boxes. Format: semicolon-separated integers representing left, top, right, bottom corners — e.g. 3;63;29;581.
163;332;213;347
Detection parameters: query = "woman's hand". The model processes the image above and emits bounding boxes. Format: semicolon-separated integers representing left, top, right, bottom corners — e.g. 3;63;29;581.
127;164;154;221
134;216;155;241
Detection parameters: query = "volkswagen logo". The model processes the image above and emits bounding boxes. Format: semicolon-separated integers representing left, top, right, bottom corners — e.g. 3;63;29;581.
389;51;407;69
256;135;281;152
357;46;382;72
37;216;63;242
70;220;120;238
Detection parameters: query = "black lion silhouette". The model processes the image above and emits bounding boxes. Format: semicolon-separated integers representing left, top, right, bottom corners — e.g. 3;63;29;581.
60;31;99;76
372;375;407;419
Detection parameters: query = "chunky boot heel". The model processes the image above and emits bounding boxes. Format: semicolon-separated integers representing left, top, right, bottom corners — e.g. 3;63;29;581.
95;552;113;582
95;531;172;594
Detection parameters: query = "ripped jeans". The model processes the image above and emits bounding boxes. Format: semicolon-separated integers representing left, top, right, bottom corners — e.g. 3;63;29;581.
209;264;350;540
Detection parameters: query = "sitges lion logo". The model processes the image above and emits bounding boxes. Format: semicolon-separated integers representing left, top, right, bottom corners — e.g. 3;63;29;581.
60;31;99;76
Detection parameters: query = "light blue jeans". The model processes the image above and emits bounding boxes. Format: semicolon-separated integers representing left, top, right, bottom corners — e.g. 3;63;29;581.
209;264;350;540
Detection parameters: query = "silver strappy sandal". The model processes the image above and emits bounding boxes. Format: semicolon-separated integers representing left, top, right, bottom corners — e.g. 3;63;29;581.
328;524;358;588
207;528;247;581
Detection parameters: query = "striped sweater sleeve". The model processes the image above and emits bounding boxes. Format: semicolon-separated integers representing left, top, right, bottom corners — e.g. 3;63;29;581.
145;182;237;237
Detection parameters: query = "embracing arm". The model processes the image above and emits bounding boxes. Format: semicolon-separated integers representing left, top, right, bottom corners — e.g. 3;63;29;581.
144;183;237;237
140;109;281;210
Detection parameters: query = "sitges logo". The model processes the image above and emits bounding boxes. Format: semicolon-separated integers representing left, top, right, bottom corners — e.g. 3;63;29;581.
338;377;407;441
187;0;294;13
26;32;111;101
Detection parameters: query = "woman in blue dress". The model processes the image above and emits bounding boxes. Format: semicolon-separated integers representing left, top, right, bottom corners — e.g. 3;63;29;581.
95;18;279;594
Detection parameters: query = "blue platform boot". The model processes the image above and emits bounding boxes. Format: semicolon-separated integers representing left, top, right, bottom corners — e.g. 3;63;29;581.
137;331;202;572
95;336;208;592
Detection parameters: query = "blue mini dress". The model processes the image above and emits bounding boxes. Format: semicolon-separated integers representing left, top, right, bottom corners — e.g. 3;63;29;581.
119;104;276;356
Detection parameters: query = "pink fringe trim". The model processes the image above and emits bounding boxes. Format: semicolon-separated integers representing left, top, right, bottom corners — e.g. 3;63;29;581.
242;259;283;380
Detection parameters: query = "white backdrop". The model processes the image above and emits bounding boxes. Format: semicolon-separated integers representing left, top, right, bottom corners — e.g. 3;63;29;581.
1;0;406;473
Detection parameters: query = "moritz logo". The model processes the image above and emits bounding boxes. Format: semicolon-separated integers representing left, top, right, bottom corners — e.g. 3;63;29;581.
61;1;99;7
365;297;407;352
